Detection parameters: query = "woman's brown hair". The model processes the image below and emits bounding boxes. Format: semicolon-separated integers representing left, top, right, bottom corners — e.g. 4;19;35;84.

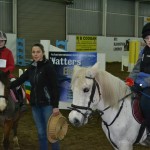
32;43;46;59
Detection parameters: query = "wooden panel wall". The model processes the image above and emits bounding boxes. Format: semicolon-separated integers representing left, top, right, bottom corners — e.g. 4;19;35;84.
17;0;66;59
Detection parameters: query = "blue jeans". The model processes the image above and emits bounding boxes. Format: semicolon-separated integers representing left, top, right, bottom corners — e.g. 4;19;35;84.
32;105;60;150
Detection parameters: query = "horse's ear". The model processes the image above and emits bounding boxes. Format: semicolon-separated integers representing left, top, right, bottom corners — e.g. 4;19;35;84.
86;62;99;78
92;62;100;70
73;65;81;74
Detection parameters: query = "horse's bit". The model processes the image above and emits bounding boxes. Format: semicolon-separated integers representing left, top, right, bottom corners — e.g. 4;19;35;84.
68;76;101;118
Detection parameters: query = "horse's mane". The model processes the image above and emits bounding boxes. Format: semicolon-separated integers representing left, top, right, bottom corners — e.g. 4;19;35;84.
71;66;130;107
95;70;130;107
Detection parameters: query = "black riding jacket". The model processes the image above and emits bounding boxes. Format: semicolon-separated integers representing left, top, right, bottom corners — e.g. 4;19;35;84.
140;46;150;74
10;59;59;108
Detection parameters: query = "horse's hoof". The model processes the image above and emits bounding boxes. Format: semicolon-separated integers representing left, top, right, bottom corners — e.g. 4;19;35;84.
141;134;150;146
14;146;20;150
13;136;20;150
13;145;20;150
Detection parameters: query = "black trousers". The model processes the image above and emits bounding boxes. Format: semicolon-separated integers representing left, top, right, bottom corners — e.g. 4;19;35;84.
140;87;150;130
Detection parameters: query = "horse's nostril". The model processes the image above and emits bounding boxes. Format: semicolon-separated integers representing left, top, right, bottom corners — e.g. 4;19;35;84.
73;118;80;127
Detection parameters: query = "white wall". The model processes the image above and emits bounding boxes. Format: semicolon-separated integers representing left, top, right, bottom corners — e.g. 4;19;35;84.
67;35;145;62
7;34;145;64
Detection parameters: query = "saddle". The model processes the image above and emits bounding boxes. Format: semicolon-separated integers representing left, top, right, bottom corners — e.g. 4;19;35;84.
131;93;144;124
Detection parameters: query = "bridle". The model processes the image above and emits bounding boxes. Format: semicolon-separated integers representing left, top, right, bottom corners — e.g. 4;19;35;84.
69;76;132;119
0;81;9;106
0;92;8;113
68;76;101;118
0;95;7;99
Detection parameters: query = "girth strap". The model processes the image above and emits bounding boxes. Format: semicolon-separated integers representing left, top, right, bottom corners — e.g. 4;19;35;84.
134;123;146;144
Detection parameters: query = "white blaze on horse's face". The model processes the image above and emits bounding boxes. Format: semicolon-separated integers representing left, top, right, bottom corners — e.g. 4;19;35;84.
0;82;7;111
69;78;93;126
69;63;100;127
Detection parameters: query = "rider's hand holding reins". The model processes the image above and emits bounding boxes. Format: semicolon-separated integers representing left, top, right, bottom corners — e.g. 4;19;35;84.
125;77;143;93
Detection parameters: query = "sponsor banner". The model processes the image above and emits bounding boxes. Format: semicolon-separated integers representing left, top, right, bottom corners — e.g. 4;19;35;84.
76;35;97;52
49;51;97;102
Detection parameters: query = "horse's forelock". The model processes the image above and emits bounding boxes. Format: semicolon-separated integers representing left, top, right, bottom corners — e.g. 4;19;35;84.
71;67;87;89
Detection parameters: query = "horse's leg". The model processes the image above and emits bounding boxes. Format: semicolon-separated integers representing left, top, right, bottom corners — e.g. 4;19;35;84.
3;119;13;150
12;111;22;150
117;141;133;150
1;134;4;146
12;122;20;150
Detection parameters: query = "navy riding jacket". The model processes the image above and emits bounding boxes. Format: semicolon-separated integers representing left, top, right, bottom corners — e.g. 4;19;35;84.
129;46;150;88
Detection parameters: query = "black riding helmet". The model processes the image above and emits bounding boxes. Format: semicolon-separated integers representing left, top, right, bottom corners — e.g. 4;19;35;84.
142;22;150;39
0;31;7;44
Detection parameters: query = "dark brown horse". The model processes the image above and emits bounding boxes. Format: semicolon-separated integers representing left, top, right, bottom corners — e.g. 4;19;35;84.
0;70;25;150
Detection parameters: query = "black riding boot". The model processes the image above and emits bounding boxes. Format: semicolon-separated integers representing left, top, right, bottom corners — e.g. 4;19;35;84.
141;120;150;146
139;88;150;135
145;121;150;133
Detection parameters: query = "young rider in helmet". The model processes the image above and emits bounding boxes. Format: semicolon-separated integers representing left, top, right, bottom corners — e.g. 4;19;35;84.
0;31;15;76
127;22;150;132
0;31;26;112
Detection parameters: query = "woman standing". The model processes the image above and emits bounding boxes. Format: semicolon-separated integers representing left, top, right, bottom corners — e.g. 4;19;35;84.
10;43;60;150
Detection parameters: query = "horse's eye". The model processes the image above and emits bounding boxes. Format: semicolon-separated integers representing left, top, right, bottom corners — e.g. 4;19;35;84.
83;88;89;93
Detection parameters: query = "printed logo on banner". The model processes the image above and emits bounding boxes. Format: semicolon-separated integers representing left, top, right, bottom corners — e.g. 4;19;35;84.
49;52;97;102
76;35;97;52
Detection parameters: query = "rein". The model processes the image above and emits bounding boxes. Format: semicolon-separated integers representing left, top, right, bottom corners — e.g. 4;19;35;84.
98;92;133;116
0;78;9;109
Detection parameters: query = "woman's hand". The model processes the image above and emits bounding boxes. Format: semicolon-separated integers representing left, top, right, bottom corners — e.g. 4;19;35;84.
53;108;60;116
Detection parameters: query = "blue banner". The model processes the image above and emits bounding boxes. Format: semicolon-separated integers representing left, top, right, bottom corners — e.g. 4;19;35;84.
49;52;97;102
